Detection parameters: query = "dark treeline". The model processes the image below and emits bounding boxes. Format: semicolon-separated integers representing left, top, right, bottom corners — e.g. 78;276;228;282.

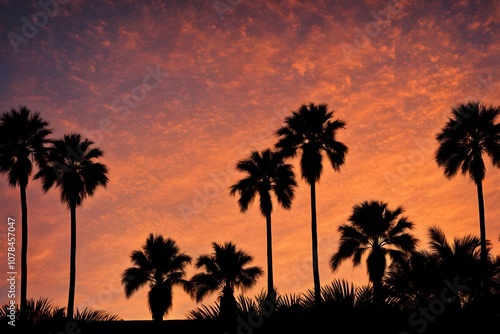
1;101;500;333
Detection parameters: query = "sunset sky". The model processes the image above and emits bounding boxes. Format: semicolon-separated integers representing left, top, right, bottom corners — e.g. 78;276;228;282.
0;0;499;320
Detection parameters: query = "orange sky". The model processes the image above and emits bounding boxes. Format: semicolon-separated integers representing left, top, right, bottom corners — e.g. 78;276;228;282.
0;0;499;320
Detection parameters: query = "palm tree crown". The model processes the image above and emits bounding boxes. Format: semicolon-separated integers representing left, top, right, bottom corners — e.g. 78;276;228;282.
435;101;500;269
230;149;296;299
275;102;348;184
0;106;52;320
435;101;500;182
0;106;52;187
121;234;192;321
189;242;263;321
35;133;109;207
330;200;418;305
230;149;296;216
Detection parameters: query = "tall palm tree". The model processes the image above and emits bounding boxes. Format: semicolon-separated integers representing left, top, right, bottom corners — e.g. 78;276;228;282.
0;106;52;320
329;200;418;306
275;102;348;303
121;234;192;321
189;242;263;322
229;148;296;300
34;133;109;319
435;101;500;268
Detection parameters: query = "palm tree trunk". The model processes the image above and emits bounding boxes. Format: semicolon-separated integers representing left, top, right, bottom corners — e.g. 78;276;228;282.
310;182;321;304
20;184;28;321
476;180;488;267
67;202;77;319
373;279;382;307
265;212;274;301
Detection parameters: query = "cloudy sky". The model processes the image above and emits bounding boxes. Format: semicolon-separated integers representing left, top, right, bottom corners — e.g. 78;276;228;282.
0;0;499;320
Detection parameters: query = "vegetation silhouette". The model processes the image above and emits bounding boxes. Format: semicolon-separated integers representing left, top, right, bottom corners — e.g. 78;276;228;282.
229;148;297;301
275;102;348;304
1;100;500;333
0;106;52;320
188;242;263;325
0;297;120;331
121;234;192;321
435;101;500;270
330;200;418;307
425;227;499;310
385;227;500;333
34;133;109;319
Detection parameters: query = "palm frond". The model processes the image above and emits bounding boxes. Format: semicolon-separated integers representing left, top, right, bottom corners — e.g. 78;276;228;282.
74;307;121;321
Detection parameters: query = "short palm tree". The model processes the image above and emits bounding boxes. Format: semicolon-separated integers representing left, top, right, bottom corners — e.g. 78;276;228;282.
0;106;52;320
229;148;296;300
330;200;418;306
34;133;109;319
189;242;263;322
384;250;442;310
435;101;500;268
276;102;348;303
121;234;192;321
427;226;492;307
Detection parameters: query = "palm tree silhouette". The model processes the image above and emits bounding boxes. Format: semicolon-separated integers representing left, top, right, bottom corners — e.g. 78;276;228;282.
121;234;192;321
427;226;493;307
0;106;52;320
384;249;441;310
435;101;500;268
34;133;109;319
275;102;348;303
188;242;263;322
330;200;418;306
229;148;296;300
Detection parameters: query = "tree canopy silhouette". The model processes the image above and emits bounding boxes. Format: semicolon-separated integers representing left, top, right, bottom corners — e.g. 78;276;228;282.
121;234;192;321
330;200;418;306
188;242;263;322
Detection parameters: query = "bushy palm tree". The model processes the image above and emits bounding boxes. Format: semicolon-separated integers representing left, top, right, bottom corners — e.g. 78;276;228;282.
435;101;500;267
121;234;192;321
189;242;263;322
0;106;52;319
230;148;296;300
427;226;494;307
385;250;442;310
330;200;418;306
0;297;64;327
275;102;348;303
34;133;109;319
302;279;359;311
186;294;260;320
0;297;120;327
